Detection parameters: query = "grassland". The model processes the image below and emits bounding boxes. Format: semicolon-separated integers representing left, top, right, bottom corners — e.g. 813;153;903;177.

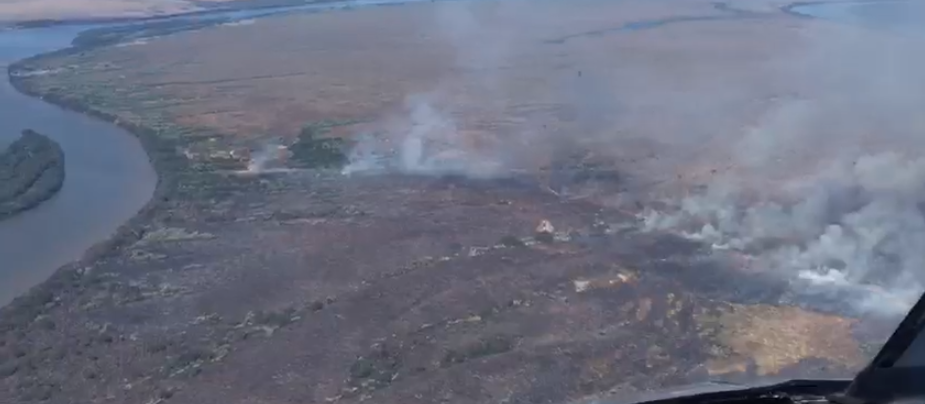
0;1;893;403
0;0;295;25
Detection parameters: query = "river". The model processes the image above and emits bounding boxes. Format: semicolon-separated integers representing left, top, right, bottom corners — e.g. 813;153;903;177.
0;25;157;306
790;0;925;37
0;0;920;306
0;0;443;306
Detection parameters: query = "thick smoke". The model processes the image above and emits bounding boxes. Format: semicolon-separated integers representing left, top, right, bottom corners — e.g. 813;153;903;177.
339;0;925;316
640;19;925;316
244;142;291;174
341;0;560;179
641;152;925;315
341;96;507;178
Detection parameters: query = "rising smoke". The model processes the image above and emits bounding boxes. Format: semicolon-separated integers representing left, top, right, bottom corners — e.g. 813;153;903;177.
341;0;566;179
339;0;925;316
244;141;291;174
639;21;925;316
341;96;508;178
641;152;925;316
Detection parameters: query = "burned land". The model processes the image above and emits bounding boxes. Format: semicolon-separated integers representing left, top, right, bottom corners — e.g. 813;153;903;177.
1;0;917;403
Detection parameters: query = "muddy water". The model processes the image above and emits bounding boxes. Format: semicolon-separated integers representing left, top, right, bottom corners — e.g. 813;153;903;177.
0;27;156;306
791;0;925;37
0;0;917;306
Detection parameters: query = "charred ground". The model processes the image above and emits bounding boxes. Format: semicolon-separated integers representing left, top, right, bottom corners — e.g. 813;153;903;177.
0;0;899;403
0;168;870;404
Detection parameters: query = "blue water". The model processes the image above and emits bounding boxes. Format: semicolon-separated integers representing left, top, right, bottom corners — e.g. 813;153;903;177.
0;0;443;65
792;0;925;38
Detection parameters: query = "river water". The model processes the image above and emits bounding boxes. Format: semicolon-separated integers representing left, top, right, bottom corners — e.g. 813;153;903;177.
0;25;157;305
0;0;919;306
0;0;440;306
790;0;925;37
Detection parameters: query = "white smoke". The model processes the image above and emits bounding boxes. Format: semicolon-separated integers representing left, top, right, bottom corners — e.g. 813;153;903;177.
341;0;529;180
245;142;289;174
641;145;925;316
339;0;925;316
634;4;925;317
341;97;507;178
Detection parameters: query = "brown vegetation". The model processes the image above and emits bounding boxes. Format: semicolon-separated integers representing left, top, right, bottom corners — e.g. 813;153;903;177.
1;1;893;403
15;0;797;175
0;0;244;23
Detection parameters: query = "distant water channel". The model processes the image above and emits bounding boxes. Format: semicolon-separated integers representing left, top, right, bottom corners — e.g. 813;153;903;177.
0;0;439;306
0;0;920;306
790;0;925;37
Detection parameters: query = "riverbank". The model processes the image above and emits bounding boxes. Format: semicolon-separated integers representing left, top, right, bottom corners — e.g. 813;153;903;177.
0;130;65;221
0;0;387;32
0;0;434;325
0;0;451;311
0;16;198;402
0;0;332;307
0;0;332;30
8;78;181;257
0;0;897;403
1;19;183;323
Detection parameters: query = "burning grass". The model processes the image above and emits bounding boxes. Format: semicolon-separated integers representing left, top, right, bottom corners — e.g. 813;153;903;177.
703;303;864;377
4;0;916;402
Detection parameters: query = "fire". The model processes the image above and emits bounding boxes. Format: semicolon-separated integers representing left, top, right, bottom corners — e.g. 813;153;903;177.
535;219;555;234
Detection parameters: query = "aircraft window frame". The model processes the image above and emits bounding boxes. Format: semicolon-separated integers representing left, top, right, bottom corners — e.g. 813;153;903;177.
839;291;925;404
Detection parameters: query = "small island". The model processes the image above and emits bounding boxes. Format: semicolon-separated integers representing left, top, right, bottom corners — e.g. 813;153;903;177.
0;129;65;221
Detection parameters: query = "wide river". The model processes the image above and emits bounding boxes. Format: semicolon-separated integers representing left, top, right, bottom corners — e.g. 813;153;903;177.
0;0;919;306
0;24;157;306
0;0;440;306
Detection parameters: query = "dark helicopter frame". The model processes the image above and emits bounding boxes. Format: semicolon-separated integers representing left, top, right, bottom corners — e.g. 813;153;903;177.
603;290;925;404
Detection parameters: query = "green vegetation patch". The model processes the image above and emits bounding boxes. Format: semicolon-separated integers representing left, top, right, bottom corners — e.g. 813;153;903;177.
287;120;361;169
72;18;227;48
499;235;527;248
0;130;65;221
441;335;516;367
251;307;298;329
347;344;401;392
534;231;555;244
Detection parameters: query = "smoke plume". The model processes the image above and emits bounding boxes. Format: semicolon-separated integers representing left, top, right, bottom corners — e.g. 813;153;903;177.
339;0;925;316
639;19;925;316
341;0;564;179
341;96;508;178
245;142;290;174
